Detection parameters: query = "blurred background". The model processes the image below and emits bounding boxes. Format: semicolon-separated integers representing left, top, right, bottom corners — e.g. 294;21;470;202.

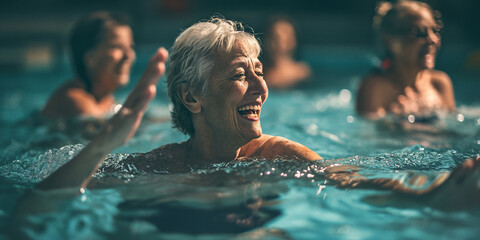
1;0;479;71
0;0;479;117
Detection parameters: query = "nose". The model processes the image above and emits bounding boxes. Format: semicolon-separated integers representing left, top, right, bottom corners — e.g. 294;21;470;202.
248;72;268;97
123;46;136;61
426;28;440;45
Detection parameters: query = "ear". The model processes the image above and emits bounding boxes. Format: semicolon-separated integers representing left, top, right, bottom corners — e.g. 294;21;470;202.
383;35;401;55
179;84;201;113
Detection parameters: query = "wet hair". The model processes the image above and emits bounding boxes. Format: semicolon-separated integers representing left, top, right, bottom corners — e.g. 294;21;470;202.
166;17;261;136
373;1;442;58
69;11;130;93
374;1;442;35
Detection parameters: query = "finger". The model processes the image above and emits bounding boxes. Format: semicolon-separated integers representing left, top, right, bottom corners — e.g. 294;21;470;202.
404;87;415;97
397;95;407;105
124;48;168;109
124;84;156;113
136;47;168;90
390;102;401;114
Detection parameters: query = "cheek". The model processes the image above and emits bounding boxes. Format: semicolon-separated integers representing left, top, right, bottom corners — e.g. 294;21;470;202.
392;41;418;58
390;41;404;55
224;84;246;121
107;50;124;62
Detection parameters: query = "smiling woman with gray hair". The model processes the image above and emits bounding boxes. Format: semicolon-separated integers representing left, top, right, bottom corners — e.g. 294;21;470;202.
167;18;261;136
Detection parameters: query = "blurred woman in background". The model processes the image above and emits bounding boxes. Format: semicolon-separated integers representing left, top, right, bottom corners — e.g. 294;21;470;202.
356;1;455;119
42;11;135;119
262;17;311;89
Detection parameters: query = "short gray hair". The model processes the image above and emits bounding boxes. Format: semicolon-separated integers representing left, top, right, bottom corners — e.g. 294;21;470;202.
166;17;261;136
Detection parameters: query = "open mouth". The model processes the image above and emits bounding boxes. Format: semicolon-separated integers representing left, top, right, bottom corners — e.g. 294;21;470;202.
421;51;435;65
238;104;261;120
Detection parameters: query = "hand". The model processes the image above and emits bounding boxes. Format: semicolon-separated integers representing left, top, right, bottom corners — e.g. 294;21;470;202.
428;156;480;210
390;86;420;115
96;48;169;150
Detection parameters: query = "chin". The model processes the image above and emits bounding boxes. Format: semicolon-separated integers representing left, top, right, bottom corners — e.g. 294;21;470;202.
117;76;130;86
421;63;435;70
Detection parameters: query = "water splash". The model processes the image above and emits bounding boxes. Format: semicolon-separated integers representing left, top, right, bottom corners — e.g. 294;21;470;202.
0;144;84;183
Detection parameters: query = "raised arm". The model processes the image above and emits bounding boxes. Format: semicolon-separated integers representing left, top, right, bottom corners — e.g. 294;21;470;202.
37;48;168;190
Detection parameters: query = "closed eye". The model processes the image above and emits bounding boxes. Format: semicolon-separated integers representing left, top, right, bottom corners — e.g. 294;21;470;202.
232;73;246;80
109;44;123;49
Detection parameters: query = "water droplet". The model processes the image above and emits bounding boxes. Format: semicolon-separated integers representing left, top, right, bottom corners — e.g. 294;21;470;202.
346;115;354;123
307;124;318;135
339;89;351;104
408;115;415;123
456;114;465;122
113;104;122;113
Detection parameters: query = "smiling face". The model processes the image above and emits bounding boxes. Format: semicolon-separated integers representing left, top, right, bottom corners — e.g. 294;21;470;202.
387;9;440;70
196;40;268;146
86;25;136;93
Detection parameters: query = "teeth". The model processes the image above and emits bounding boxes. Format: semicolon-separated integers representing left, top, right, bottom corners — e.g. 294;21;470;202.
238;105;260;112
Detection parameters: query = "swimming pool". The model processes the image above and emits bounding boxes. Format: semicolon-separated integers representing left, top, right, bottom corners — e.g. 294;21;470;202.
0;46;479;239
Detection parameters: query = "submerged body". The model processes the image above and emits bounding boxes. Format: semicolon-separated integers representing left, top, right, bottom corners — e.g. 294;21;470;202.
126;134;320;173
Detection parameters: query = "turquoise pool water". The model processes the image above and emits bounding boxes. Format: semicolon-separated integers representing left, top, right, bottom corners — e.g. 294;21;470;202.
0;47;479;239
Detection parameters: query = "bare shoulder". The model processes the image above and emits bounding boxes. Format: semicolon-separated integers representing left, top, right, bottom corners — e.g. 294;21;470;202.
429;70;453;90
64;85;97;106
42;81;90;118
244;135;321;161
428;69;455;111
356;71;396;115
360;72;393;89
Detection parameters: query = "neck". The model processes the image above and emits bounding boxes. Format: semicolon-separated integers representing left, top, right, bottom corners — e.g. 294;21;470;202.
390;61;423;87
90;85;114;102
82;73;116;101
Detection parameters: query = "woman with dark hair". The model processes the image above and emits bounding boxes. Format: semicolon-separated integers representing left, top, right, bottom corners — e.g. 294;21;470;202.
356;1;456;119
42;11;136;119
